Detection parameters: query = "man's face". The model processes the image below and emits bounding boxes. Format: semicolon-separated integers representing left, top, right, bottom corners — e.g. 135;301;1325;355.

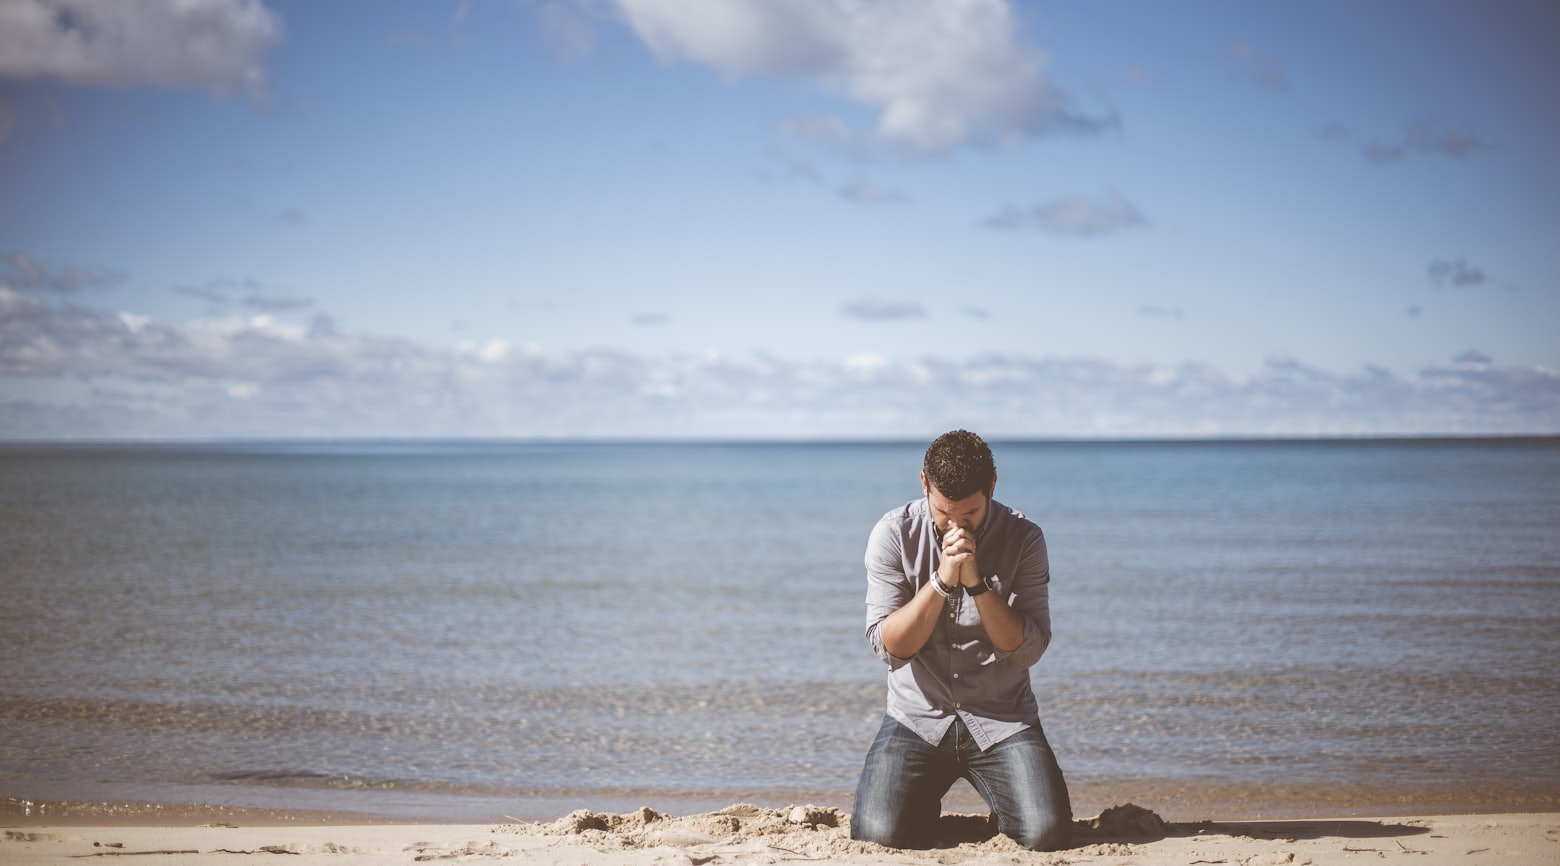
921;472;993;535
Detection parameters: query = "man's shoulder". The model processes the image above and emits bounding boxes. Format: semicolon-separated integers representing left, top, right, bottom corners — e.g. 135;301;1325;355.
869;498;928;541
881;498;928;522
989;499;1044;539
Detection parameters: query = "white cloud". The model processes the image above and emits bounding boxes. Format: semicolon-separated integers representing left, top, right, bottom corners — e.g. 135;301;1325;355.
612;0;843;77
115;311;151;333
0;0;283;100
601;0;1105;154
981;190;1147;236
468;338;513;364
3;289;1557;439
227;381;260;400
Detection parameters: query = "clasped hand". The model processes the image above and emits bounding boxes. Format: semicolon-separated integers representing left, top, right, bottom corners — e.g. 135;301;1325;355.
938;524;980;589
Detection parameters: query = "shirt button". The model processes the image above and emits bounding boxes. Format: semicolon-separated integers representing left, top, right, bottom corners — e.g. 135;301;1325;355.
952;673;959;679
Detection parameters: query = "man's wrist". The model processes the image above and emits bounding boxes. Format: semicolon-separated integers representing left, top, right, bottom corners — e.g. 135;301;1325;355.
932;575;961;598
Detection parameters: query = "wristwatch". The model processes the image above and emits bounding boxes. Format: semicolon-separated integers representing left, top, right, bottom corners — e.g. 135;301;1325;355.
965;574;996;597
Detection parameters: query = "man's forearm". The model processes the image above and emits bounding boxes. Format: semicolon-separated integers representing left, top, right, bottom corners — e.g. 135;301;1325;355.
877;579;949;659
971;591;1026;653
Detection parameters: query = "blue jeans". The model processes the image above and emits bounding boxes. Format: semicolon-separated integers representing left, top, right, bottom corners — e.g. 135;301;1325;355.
850;715;1072;851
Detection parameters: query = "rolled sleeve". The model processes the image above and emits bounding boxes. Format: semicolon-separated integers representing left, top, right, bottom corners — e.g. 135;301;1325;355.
989;528;1053;669
863;512;915;669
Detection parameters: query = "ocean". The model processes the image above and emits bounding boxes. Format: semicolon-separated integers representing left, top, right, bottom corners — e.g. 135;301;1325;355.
2;438;1557;822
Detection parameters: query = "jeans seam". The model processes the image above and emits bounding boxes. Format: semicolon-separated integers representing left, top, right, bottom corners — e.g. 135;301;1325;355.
963;762;995;820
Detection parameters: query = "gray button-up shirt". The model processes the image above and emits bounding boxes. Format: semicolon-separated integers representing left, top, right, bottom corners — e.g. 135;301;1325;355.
864;496;1053;751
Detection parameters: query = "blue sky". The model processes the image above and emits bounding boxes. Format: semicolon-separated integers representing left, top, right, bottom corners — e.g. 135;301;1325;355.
2;0;1557;439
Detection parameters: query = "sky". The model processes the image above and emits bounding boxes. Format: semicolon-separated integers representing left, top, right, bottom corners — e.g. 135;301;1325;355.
1;0;1557;440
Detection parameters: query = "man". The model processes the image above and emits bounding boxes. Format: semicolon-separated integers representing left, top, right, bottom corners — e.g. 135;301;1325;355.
850;430;1072;851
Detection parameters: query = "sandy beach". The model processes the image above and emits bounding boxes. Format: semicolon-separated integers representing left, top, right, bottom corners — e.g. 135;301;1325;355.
4;803;1556;866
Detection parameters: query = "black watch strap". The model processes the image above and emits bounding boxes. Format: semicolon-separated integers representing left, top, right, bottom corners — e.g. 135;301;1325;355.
965;575;992;597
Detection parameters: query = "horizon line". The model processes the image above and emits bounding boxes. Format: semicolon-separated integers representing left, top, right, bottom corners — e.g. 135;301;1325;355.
3;433;1558;449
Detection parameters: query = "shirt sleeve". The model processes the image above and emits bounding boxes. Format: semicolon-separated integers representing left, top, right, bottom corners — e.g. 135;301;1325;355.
990;526;1053;669
863;513;915;669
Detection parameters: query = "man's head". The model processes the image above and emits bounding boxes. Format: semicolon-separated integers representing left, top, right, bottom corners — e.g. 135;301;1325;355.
920;430;997;533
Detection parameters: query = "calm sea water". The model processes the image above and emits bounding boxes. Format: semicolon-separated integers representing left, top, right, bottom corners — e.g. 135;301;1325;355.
2;439;1557;821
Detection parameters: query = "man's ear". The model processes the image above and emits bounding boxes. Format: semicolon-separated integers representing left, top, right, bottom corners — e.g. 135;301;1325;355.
989;472;998;497
919;470;929;496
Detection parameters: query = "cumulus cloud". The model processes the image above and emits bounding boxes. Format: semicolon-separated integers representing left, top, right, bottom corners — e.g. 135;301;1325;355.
0;0;283;100
598;0;1108;155
981;190;1147;237
1363;119;1493;164
3;290;1557;439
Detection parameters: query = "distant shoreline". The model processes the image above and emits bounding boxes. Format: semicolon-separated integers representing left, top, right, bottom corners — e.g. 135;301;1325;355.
6;774;1557;827
4;433;1558;450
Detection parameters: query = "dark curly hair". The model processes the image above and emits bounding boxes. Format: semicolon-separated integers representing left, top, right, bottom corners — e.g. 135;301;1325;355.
922;429;995;500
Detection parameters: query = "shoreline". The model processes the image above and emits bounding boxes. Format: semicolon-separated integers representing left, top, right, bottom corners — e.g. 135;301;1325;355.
3;804;1556;866
7;776;1557;827
6;790;1559;827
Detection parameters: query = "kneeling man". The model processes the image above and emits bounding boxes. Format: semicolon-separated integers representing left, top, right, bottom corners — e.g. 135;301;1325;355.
851;430;1072;851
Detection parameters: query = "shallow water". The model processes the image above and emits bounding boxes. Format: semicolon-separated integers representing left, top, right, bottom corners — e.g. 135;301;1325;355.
2;439;1557;821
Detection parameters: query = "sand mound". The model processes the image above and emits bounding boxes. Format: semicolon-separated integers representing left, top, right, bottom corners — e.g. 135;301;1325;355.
1081;803;1169;836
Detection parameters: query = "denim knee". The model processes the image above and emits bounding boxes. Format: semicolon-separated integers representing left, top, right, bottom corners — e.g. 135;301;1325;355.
848;812;912;848
1011;814;1072;852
